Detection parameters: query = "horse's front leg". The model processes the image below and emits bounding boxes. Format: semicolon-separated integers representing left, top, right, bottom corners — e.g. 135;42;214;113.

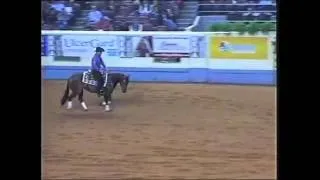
101;99;106;106
108;95;112;104
103;92;112;112
101;95;112;106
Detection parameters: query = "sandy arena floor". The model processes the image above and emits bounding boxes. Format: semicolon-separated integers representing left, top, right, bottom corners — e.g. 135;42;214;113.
42;80;276;179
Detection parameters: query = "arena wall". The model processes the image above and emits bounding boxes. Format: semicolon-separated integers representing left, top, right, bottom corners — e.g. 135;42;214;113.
42;62;276;85
41;31;276;85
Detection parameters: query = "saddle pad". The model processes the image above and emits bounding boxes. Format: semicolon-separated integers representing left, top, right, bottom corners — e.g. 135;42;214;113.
82;71;109;87
82;71;97;86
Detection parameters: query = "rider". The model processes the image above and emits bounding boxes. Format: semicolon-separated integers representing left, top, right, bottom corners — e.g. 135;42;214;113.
91;47;107;96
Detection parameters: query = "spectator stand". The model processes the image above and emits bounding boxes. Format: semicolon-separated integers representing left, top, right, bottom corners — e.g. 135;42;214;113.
42;0;81;30
42;0;185;31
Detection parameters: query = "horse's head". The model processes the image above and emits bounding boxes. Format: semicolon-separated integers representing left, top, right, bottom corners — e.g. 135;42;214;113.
119;74;130;93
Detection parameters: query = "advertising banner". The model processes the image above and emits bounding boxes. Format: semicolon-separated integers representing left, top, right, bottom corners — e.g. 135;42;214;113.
210;36;269;60
60;35;121;57
152;36;191;54
42;34;126;57
130;35;206;58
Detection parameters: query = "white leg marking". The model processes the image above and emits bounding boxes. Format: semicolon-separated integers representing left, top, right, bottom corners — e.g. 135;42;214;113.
67;101;72;109
81;102;88;111
102;101;107;106
108;101;111;104
105;105;111;112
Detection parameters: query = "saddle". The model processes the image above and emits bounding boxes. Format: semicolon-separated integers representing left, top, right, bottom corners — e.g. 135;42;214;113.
82;70;108;87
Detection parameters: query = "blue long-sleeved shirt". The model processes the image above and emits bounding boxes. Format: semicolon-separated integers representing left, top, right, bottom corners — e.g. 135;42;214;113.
91;54;106;71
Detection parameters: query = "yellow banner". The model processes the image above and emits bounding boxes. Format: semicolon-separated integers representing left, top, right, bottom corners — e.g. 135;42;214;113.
210;36;269;60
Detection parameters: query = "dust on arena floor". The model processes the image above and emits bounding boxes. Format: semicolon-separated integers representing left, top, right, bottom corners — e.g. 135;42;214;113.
42;80;276;179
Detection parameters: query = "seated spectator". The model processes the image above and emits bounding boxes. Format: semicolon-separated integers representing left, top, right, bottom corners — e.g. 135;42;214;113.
163;17;178;31
166;9;176;22
87;6;103;25
68;0;81;26
64;2;73;15
46;8;58;27
95;16;113;31
51;1;65;12
149;6;159;19
129;21;143;31
139;2;152;15
57;9;71;29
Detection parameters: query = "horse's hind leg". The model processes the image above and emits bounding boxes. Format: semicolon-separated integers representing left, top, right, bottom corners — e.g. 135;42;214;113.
66;91;78;109
78;89;88;111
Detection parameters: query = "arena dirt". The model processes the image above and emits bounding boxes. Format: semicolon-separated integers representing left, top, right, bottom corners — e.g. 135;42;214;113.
42;80;276;179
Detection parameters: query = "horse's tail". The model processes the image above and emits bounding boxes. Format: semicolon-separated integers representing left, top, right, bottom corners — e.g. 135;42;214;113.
60;80;70;106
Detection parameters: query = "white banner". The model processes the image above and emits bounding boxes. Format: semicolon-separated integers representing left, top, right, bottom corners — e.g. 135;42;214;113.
59;35;122;57
152;36;191;53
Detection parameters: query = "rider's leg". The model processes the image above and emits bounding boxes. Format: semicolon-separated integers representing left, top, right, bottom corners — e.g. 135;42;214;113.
96;73;104;93
92;70;104;94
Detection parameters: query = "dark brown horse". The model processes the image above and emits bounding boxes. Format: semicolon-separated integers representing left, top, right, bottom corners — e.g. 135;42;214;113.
60;72;130;112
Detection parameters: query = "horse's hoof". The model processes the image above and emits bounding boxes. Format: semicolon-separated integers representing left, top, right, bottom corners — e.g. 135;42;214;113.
66;101;72;109
105;105;112;112
81;102;88;111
